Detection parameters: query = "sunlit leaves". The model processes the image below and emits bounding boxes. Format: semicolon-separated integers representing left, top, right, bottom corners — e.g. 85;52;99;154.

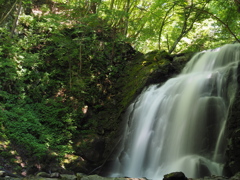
98;0;239;52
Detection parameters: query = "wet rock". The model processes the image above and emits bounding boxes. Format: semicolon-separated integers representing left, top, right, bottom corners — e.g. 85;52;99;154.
144;50;172;62
76;173;87;179
225;62;240;175
73;135;105;163
0;171;6;177
0;169;21;179
201;175;229;180
163;172;188;180
227;129;240;174
229;172;240;180
50;172;60;178
81;174;126;180
81;175;109;180
60;174;77;180
36;171;50;178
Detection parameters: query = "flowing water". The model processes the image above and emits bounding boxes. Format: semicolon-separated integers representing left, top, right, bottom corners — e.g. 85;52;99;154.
110;44;240;179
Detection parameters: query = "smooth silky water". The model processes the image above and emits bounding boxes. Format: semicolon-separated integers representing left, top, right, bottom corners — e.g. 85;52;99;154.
109;44;240;179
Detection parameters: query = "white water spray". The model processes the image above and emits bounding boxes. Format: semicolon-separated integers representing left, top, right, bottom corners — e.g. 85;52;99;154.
110;44;240;179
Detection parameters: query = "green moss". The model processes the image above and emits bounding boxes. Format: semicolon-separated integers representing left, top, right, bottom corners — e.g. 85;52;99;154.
118;51;171;109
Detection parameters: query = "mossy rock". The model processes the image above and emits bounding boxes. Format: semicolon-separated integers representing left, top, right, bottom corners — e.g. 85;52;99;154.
163;172;188;180
117;50;174;108
144;50;172;62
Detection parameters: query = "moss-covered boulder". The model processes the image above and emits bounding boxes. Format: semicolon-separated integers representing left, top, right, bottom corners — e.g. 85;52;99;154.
115;50;193;110
163;172;188;180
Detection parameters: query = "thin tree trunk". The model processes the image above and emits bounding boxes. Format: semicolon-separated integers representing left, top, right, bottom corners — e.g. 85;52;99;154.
10;0;22;38
132;19;147;39
0;0;18;25
110;0;115;10
79;43;82;74
124;0;130;36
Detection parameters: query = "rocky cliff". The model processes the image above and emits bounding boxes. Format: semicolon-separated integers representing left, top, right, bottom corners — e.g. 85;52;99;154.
225;64;240;176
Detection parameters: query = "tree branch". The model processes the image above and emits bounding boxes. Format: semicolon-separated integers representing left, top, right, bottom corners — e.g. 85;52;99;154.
158;4;176;50
168;2;209;54
194;7;240;43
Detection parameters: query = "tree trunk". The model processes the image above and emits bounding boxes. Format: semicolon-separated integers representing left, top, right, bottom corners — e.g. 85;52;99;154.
110;0;115;10
10;0;22;38
0;0;18;25
124;0;130;36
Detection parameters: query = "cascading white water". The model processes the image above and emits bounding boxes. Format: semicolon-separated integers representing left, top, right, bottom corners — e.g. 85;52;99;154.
110;44;240;179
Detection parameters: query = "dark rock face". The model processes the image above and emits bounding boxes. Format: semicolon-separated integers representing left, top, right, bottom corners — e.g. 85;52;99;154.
225;64;240;176
144;51;194;86
163;172;188;180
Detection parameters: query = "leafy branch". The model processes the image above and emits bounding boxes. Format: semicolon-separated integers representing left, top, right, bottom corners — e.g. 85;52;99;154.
194;7;240;43
168;2;208;54
158;3;176;50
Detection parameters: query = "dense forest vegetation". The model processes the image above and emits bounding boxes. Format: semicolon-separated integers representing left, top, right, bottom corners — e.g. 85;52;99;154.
0;0;240;176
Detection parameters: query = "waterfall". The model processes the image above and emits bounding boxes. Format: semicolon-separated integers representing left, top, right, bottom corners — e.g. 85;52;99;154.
109;44;240;179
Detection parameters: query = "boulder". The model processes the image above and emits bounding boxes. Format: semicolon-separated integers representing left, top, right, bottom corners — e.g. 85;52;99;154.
36;171;50;178
50;172;60;178
73;135;105;163
60;174;77;180
81;174;126;180
76;173;87;179
163;172;188;180
0;171;6;177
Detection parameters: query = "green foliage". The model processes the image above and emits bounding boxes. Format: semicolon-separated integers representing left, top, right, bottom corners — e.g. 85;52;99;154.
0;5;135;171
1;100;77;158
